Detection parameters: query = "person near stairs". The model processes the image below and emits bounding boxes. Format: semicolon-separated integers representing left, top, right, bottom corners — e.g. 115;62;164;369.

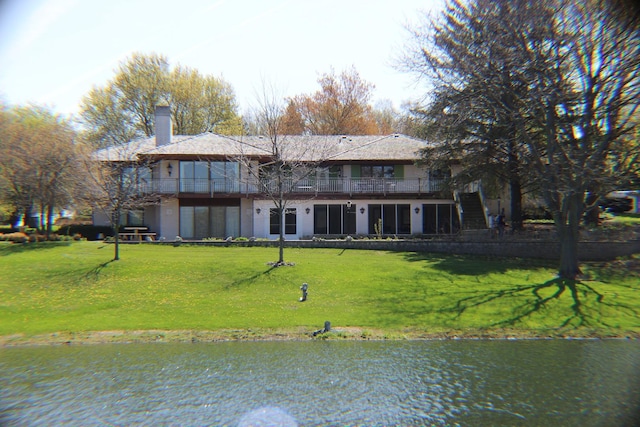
497;209;506;237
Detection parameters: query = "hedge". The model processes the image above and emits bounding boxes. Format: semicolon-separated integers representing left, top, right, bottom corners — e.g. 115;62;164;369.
58;225;114;241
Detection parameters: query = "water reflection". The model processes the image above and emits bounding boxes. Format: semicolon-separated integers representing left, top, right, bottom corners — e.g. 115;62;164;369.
1;340;639;426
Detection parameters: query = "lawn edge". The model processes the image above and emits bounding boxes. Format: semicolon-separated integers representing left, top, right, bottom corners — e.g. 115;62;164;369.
2;327;638;347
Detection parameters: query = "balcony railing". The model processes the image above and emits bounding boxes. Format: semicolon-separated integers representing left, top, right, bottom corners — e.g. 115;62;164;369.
140;177;445;196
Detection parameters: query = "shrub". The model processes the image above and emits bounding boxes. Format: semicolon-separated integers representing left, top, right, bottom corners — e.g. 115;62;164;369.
522;205;552;220
600;197;632;214
58;225;113;241
5;232;28;243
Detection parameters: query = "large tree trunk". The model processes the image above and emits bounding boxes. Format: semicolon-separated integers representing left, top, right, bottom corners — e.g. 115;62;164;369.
278;204;285;264
555;195;583;280
114;227;120;261
278;232;285;264
507;139;523;231
277;173;285;264
24;205;34;229
509;177;523;232
558;227;580;279
112;211;121;261
46;204;54;238
39;205;46;234
8;209;20;229
583;193;600;227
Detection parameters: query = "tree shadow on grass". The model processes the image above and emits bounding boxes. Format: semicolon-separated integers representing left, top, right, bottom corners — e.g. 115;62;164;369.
0;241;72;256
83;260;115;282
224;266;279;289
441;277;639;330
403;252;554;276
39;260;115;287
584;255;640;283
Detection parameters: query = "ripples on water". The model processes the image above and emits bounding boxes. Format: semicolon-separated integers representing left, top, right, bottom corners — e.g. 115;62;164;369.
1;340;639;426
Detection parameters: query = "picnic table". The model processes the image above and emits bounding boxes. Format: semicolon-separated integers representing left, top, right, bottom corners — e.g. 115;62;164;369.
120;227;156;241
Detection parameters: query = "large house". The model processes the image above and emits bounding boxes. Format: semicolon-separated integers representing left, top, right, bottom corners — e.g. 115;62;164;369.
93;106;489;240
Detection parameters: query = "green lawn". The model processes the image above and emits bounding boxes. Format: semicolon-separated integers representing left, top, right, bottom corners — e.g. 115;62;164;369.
608;212;640;226
1;241;638;343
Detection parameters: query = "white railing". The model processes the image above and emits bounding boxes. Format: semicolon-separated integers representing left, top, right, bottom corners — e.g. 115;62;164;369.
142;177;445;195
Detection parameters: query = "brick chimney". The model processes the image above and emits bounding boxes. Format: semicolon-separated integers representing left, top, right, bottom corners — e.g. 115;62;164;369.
155;105;172;147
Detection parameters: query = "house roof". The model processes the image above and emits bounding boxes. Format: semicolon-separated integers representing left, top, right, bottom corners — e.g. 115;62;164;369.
93;133;430;163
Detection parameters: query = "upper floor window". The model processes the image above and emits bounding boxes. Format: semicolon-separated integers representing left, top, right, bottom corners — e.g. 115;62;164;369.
179;161;239;179
429;168;450;180
122;166;151;187
317;165;342;179
361;165;394;179
179;160;240;193
180;161;209;180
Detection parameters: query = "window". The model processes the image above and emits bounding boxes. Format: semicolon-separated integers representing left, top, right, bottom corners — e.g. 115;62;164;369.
427;169;447;192
179;206;194;237
194;206;209;238
315;166;342;191
329;165;342;178
210;161;239;192
429;168;450;180
313;205;328;234
179;205;240;239
422;203;459;234
180;161;194;192
328;205;342;234
313;204;356;235
270;208;297;235
397;205;411;234
180;161;240;193
138;167;151;187
118;209;144;226
361;165;394;178
368;204;410;235
121;166;151;192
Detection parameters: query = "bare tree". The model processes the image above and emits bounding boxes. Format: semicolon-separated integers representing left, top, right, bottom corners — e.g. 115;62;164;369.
84;141;161;261
234;83;333;264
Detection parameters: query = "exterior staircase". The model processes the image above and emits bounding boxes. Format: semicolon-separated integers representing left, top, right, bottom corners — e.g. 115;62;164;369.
459;192;487;230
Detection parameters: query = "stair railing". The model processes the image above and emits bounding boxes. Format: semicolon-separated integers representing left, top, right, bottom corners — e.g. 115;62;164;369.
453;190;464;231
476;180;490;228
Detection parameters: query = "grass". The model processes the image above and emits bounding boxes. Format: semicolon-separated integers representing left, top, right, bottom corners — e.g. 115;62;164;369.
607;212;640;226
1;241;639;344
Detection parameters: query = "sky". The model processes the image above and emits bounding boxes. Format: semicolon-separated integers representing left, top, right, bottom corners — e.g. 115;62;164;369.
0;0;443;120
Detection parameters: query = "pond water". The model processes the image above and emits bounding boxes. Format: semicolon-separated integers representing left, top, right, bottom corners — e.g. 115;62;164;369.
1;340;639;426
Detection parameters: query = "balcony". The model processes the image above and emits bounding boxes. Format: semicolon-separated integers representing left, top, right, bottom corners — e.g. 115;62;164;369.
140;177;445;196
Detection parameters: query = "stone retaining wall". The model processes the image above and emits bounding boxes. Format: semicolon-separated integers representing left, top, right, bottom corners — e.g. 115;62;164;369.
161;239;640;261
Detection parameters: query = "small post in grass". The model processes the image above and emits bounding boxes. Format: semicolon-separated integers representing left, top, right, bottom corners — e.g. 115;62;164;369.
299;283;308;302
312;321;331;336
